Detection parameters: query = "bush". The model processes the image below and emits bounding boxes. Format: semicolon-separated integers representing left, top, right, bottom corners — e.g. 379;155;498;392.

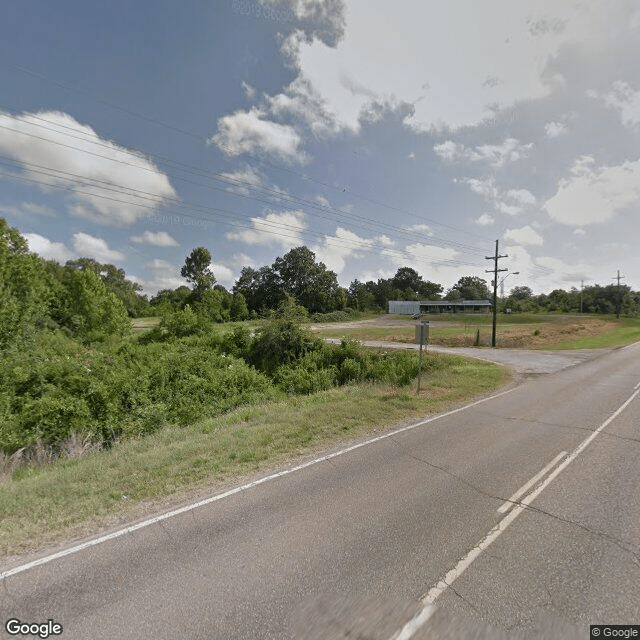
273;365;335;394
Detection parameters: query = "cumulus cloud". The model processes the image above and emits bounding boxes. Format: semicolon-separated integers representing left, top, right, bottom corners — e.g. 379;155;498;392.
210;108;305;163
226;209;307;249
0;110;176;225
434;138;534;168
273;0;610;133
24;233;72;262
602;81;640;127
219;165;265;194
72;232;125;262
544;121;567;138
544;155;640;226
141;259;186;294
461;177;535;216
130;230;179;247
503;225;543;246
475;213;495;226
210;261;236;289
312;226;374;273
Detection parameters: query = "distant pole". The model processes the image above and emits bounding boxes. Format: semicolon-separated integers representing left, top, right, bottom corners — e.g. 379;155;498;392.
485;240;507;347
613;270;625;319
580;279;583;314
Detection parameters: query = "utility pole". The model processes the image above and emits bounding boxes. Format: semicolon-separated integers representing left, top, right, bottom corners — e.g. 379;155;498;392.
613;270;625;319
580;279;584;314
486;239;508;347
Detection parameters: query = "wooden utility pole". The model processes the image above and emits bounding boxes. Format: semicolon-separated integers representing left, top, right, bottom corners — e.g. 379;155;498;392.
613;270;625;319
485;240;507;347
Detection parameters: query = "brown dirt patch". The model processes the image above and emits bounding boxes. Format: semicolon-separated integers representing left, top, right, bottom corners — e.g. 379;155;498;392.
432;318;617;348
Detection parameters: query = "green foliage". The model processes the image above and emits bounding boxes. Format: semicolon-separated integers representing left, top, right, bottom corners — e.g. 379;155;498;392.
446;276;491;301
181;246;216;296
57;268;132;341
0;218;58;348
64;258;149;317
249;312;320;375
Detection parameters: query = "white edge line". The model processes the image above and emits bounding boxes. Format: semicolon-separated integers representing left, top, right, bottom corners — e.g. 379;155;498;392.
389;604;436;640
389;386;640;640
1;386;518;581
497;451;567;514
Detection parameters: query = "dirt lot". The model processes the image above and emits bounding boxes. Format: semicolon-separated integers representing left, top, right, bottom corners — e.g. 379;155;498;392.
310;314;619;349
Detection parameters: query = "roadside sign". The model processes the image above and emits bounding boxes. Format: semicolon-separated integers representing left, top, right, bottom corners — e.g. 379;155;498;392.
415;321;429;345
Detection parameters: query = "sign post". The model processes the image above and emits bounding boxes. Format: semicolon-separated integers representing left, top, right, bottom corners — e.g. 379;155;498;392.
415;321;429;395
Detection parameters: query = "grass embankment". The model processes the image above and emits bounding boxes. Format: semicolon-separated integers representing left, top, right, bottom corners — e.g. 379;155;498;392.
545;318;640;349
0;354;507;560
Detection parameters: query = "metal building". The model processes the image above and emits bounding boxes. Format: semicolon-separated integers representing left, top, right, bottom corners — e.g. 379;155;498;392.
388;300;492;314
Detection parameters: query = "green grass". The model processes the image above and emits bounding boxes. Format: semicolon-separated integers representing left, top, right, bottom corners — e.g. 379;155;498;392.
0;354;508;559
545;320;640;350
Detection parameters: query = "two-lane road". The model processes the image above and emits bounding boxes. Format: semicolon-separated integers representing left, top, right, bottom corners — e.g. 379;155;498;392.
3;344;640;639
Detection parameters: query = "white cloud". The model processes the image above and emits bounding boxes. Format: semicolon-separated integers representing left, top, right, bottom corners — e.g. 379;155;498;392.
24;233;72;262
140;258;186;294
0;111;176;225
241;81;256;100
72;232;125;262
277;0;607;132
461;177;535;216
434;138;533;168
210;261;236;289
312;226;374;273
226;209;307;249
544;121;567;138
210;107;305;163
130;230;179;247
506;189;537;206
544;155;640;226
602;81;640;127
219;165;264;195
403;223;433;236
314;194;331;207
503;225;544;246
376;234;394;247
475;213;495;226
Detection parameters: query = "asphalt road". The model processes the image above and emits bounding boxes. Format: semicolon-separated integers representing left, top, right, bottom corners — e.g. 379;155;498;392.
2;343;640;639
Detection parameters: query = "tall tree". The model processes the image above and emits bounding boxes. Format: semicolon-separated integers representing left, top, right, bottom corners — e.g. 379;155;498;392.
181;247;216;298
272;246;342;313
446;276;491;300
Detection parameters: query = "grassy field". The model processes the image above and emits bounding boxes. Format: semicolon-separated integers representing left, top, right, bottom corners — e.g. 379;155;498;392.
0;354;507;560
312;314;640;349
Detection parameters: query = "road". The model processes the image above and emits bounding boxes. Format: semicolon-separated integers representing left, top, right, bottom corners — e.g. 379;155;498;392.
2;343;640;639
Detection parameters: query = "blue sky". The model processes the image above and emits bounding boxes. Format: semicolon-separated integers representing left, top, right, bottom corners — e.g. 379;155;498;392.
1;0;639;296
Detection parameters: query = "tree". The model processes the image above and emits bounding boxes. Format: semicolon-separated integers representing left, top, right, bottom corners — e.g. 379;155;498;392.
0;218;58;347
59;268;131;340
181;247;216;298
446;276;491;300
390;267;443;300
65;258;148;317
233;265;285;314
509;286;533;300
272;246;342;313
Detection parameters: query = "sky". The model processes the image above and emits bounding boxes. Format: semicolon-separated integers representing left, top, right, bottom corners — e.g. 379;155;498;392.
1;0;639;297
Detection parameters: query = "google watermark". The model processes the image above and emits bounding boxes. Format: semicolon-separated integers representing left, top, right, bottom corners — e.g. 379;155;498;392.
5;619;63;638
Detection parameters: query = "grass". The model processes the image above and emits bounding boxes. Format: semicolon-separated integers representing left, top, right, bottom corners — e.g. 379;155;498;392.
545;319;640;350
0;354;508;560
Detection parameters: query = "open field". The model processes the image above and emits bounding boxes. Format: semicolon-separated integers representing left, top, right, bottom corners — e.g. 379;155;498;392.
311;313;639;349
0;355;506;559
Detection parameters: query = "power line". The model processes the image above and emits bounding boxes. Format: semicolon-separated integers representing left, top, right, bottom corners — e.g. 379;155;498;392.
3;63;497;244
